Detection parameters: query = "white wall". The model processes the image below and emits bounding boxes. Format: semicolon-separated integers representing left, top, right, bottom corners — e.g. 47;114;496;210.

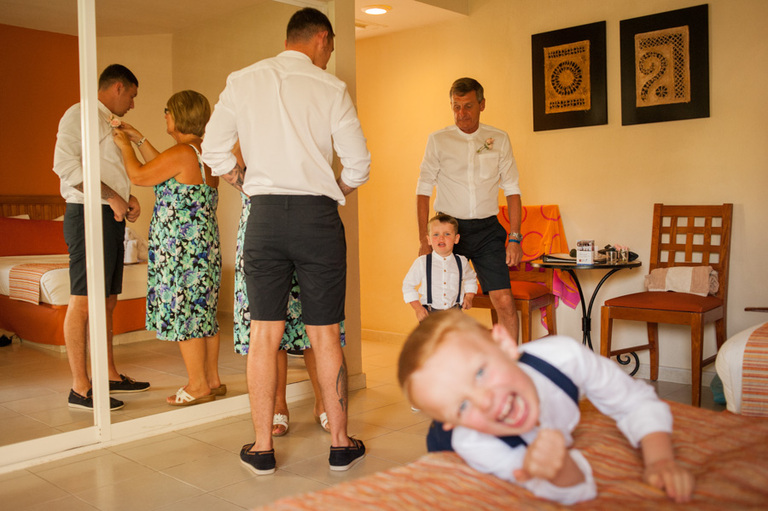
356;0;768;381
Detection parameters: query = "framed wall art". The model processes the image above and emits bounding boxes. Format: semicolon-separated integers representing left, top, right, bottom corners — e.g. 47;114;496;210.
620;4;710;125
532;21;607;131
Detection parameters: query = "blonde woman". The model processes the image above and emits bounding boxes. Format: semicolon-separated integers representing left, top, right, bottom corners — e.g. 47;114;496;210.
113;90;223;405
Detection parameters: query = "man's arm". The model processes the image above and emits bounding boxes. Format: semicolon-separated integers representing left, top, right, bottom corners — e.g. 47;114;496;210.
417;194;431;256
220;163;246;193
337;177;356;197
505;193;523;267
72;182;130;221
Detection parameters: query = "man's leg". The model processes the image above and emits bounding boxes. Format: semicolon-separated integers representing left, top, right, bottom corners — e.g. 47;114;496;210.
105;294;121;381
64;295;90;396
246;320;285;452
489;288;519;343
305;323;352;447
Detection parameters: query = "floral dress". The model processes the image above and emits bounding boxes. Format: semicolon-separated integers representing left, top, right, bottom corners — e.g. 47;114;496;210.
146;145;220;341
234;195;345;355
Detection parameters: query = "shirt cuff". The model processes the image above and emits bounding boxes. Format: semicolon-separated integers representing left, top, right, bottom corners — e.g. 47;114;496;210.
205;153;238;177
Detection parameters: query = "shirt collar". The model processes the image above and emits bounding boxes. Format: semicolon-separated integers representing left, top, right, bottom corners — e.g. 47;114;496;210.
97;101;113;123
280;49;313;64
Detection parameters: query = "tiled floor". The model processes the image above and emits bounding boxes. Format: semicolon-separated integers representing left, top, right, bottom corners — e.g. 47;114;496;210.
0;333;725;510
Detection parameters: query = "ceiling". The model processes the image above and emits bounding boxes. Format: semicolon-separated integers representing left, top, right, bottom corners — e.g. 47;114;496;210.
0;0;465;39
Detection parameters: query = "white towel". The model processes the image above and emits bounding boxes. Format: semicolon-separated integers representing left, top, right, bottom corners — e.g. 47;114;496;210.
644;266;719;296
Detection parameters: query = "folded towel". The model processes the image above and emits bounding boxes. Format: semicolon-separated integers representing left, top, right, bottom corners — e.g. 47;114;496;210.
644;266;719;296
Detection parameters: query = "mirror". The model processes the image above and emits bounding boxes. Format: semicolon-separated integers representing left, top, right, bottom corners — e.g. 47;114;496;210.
0;0;312;449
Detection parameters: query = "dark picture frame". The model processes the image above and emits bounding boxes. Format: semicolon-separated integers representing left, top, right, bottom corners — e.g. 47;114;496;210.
620;4;709;125
532;21;607;131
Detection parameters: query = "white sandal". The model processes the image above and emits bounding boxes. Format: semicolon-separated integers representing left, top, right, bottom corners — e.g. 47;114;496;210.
315;412;330;433
272;413;289;437
167;387;215;406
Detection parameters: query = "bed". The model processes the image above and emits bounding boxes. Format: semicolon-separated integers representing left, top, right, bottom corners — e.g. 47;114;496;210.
259;400;768;510
716;318;768;416
0;195;148;348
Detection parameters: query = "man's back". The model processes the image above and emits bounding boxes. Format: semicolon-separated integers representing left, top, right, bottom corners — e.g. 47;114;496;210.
203;50;369;203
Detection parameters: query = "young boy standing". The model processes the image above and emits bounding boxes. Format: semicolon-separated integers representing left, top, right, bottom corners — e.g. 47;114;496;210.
398;311;694;505
403;214;478;322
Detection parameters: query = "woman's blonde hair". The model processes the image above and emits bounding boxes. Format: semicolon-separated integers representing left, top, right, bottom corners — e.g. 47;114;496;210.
166;90;211;137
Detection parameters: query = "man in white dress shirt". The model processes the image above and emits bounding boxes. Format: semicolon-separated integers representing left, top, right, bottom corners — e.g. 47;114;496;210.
53;64;150;412
417;77;522;341
202;8;370;475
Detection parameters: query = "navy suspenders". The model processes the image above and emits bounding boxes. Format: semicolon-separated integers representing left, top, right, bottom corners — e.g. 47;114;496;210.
426;351;579;452
425;253;463;309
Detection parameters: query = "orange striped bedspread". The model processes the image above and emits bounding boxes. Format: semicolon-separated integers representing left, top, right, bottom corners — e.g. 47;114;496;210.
259;401;768;510
9;262;69;304
742;322;768;417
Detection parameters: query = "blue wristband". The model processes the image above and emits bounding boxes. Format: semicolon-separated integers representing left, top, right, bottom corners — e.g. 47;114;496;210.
508;238;521;244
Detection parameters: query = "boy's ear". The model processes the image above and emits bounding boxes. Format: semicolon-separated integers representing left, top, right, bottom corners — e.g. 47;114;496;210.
441;422;455;431
491;323;519;359
454;233;460;244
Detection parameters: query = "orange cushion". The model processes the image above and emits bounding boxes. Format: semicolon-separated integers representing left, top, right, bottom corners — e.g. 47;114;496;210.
605;291;722;313
0;217;68;256
510;281;550;300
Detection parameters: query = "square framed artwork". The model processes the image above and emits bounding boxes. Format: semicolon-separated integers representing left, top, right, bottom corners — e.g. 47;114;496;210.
620;4;709;125
532;21;607;131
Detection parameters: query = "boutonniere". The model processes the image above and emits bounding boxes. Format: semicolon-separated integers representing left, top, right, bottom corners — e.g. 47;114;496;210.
476;137;494;153
109;116;122;128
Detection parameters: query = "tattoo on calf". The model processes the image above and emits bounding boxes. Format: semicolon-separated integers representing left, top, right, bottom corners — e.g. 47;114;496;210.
336;358;348;412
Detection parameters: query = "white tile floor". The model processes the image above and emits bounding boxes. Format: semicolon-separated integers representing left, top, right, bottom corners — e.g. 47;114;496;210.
0;332;725;510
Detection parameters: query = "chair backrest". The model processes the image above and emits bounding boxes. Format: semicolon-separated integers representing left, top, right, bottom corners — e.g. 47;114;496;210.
649;203;733;302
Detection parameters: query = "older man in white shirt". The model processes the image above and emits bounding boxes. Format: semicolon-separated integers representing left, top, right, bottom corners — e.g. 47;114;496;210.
417;77;523;341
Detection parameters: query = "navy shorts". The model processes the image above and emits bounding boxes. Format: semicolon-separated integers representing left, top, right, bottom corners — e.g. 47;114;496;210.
453;216;511;293
244;195;346;325
63;203;125;297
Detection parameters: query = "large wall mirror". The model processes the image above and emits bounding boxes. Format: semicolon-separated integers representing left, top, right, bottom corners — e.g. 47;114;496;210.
0;0;348;465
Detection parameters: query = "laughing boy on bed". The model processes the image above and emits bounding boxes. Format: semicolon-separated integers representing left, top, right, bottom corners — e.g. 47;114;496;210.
398;311;694;504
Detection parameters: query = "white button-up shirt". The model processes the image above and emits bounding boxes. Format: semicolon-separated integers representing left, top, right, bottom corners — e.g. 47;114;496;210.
202;50;371;205
417;124;520;219
53;101;131;204
402;251;478;309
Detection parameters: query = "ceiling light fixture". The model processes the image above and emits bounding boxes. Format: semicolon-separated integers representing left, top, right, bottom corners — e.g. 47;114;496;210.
362;5;391;15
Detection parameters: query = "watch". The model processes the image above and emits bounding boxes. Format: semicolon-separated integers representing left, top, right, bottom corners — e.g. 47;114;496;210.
508;232;523;243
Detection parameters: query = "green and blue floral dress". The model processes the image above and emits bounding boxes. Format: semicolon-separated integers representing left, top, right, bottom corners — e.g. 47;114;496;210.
146;146;220;341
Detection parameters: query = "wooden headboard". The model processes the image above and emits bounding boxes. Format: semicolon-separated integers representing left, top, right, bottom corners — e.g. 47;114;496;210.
0;195;67;220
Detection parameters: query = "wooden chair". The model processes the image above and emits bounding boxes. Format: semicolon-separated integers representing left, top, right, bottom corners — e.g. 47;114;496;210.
473;267;557;343
600;204;733;406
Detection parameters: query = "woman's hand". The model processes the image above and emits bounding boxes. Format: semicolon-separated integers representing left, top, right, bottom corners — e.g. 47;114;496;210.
116;122;143;144
112;128;131;150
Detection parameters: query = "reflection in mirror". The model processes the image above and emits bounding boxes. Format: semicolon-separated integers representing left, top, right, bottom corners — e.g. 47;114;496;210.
0;0;312;449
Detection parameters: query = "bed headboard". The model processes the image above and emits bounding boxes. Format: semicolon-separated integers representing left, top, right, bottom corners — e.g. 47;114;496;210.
0;195;67;220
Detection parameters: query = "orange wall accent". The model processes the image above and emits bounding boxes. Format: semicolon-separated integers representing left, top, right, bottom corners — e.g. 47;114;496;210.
0;24;79;195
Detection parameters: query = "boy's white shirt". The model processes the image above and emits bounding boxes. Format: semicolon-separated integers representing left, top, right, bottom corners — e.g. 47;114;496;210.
451;335;672;504
402;251;478;309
